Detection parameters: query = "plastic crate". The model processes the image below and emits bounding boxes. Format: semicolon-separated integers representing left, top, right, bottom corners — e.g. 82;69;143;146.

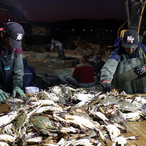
72;59;79;67
43;76;59;88
35;73;68;89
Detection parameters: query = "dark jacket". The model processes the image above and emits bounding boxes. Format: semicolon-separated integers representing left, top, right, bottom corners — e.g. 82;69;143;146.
93;60;105;74
0;45;23;92
22;58;36;90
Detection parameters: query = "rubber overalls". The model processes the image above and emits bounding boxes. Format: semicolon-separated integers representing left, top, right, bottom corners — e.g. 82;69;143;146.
114;48;146;94
56;42;65;59
0;50;15;92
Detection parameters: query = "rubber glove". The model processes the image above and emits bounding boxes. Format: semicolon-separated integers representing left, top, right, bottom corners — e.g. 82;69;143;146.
134;66;146;75
0;89;9;101
50;50;52;53
100;80;111;93
13;86;26;99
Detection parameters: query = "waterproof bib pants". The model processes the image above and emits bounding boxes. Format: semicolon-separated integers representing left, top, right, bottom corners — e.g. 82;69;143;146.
114;48;146;94
56;42;65;59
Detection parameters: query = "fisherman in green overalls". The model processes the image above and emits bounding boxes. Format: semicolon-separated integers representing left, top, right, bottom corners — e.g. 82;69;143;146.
100;29;146;94
0;22;26;101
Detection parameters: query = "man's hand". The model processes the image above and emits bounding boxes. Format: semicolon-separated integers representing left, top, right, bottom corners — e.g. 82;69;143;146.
0;89;9;101
13;86;26;99
100;80;111;93
134;66;146;75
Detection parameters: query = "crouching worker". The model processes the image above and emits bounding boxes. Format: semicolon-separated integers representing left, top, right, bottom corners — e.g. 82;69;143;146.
65;55;98;88
50;39;66;59
0;22;26;101
100;29;146;94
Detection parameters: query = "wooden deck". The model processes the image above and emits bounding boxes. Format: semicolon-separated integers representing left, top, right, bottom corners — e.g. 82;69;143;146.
123;121;146;146
106;121;146;146
0;103;146;146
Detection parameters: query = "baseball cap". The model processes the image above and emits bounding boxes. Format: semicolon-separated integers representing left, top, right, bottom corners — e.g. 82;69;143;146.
121;29;138;49
3;22;24;48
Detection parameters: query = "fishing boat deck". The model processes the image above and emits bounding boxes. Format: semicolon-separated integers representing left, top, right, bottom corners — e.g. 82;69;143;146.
0;50;145;145
106;121;146;146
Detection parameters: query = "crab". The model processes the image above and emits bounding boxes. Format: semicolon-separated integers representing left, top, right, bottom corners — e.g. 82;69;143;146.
0;134;17;143
117;100;140;112
104;124;121;141
36;90;59;102
118;110;143;122
36;90;50;100
89;106;109;123
30;115;58;134
50;86;62;96
61;86;73;97
100;96;119;106
13;111;27;130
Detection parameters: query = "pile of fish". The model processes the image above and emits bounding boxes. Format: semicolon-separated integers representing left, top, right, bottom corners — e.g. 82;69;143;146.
0;85;146;146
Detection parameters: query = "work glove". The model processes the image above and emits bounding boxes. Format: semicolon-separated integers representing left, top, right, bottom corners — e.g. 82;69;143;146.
13;86;26;99
50;50;52;53
134;66;146;75
0;89;9;101
100;80;111;93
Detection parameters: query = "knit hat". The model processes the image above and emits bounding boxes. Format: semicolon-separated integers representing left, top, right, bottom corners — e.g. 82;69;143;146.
3;22;24;48
121;29;138;48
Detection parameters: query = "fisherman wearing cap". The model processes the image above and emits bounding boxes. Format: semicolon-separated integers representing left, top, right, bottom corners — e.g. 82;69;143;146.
0;22;26;101
50;39;65;59
100;29;146;94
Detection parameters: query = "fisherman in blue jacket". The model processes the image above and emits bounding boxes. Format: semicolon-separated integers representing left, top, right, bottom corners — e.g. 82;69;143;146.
100;29;146;94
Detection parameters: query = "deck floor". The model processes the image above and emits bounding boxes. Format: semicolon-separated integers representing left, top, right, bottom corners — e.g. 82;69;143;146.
106;121;146;146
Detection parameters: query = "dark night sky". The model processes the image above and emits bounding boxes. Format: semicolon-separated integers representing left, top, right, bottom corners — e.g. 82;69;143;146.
0;0;127;22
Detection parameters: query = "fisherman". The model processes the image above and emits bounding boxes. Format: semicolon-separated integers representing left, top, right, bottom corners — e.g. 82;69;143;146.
100;29;146;94
0;22;26;101
50;39;66;59
65;55;98;88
